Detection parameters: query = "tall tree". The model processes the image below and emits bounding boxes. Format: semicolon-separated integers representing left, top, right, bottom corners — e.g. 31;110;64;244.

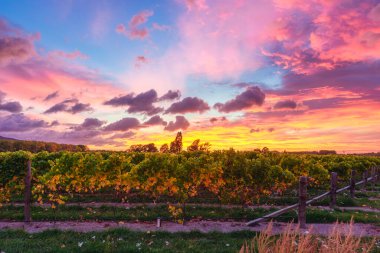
160;144;169;153
199;142;211;152
187;139;200;152
170;132;183;153
142;143;158;152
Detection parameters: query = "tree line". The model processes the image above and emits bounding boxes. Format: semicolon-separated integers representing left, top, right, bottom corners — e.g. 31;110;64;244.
128;132;211;153
0;138;88;153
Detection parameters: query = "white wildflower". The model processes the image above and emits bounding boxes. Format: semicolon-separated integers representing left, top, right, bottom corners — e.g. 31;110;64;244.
78;242;84;247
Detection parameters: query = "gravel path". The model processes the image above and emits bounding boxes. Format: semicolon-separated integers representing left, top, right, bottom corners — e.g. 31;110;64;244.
0;220;379;236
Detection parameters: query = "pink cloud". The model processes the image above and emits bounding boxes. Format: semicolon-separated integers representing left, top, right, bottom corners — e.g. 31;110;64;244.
129;10;153;27
0;18;37;66
122;0;277;93
183;0;208;11
49;50;88;60
266;0;380;74
116;10;153;40
152;23;170;31
368;3;380;21
134;55;149;68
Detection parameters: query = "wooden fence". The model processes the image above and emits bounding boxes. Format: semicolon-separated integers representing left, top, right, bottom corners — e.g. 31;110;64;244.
246;166;380;228
21;161;380;224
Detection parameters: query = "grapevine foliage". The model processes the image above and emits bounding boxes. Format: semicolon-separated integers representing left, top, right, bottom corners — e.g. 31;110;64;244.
0;150;379;218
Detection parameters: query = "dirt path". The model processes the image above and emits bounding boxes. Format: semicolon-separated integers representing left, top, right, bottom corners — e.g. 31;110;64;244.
0;220;379;236
6;202;380;213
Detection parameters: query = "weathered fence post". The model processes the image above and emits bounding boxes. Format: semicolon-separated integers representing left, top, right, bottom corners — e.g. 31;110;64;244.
363;170;368;190
350;170;356;198
298;176;307;229
371;167;376;190
329;172;337;208
24;160;32;222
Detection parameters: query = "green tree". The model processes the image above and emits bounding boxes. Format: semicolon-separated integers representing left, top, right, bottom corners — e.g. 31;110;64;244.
160;144;169;153
170;132;183;153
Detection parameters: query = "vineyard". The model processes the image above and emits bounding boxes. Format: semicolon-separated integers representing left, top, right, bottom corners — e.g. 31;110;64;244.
1;150;379;219
0;150;379;252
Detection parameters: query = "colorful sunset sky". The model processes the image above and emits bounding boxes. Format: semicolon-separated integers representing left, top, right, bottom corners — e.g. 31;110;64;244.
0;0;380;152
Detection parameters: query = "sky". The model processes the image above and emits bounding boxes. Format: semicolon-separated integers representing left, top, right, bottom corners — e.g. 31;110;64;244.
0;0;380;153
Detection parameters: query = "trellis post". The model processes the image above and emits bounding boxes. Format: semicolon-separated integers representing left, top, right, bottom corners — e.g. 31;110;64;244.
329;172;337;208
350;170;356;198
298;176;307;229
363;170;368;190
24;160;32;222
371;167;376;190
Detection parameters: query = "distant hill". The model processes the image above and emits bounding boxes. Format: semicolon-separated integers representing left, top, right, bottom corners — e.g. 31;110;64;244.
0;137;88;153
0;136;18;141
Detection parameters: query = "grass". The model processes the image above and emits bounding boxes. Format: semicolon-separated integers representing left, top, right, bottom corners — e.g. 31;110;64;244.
0;224;378;253
0;205;272;222
0;229;257;253
0;205;378;225
276;209;380;225
259;193;380;209
240;221;378;253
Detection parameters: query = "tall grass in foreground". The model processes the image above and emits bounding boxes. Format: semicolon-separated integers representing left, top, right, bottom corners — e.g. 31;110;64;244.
240;220;375;253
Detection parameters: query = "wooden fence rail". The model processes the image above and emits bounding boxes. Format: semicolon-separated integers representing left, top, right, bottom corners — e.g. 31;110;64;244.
246;166;379;227
19;160;380;225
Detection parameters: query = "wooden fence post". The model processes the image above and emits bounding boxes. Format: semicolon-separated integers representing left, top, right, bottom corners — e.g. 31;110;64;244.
298;176;307;229
24;160;32;223
350;170;356;198
329;172;337;208
371;167;376;190
363;170;368;190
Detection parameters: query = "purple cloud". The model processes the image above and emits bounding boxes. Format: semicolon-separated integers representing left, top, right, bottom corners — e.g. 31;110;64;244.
0;18;36;65
67;102;92;114
159;90;181;101
44;99;92;114
210;116;227;123
273;100;297;110
0;113;48;132
214;86;265;113
165;97;210;114
104;89;163;115
111;131;136;139
282;61;380;96
0;101;23;113
0;91;23;113
144;115;167;126
74;118;106;130
44;102;67;114
103;117;141;131
164;116;190;131
43;91;59;101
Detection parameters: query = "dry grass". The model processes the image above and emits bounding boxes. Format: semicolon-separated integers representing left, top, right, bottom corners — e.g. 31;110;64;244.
240;219;375;253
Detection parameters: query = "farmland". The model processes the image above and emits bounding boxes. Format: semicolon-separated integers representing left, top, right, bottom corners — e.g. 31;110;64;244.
0;150;379;252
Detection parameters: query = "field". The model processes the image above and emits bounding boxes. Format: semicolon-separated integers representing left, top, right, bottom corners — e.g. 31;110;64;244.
0;150;379;252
